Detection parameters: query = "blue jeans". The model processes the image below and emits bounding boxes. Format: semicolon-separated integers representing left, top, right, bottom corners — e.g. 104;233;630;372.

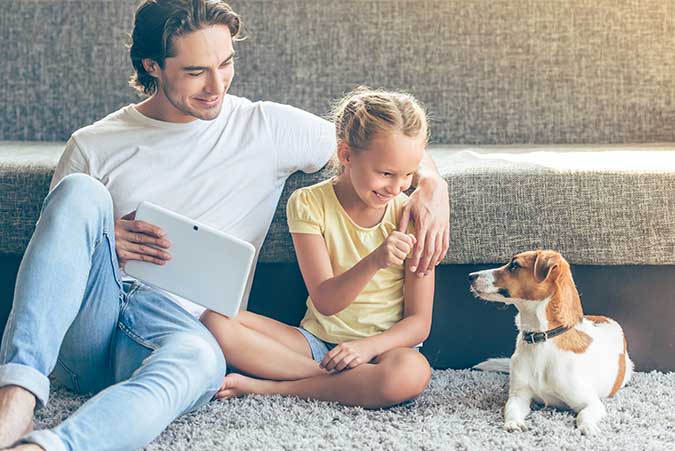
0;174;226;451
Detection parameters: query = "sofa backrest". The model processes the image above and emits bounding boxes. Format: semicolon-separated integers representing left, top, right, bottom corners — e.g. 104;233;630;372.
2;0;675;144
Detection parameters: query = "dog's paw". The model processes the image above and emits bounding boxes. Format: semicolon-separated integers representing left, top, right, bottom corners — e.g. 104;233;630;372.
577;422;600;436
504;420;528;432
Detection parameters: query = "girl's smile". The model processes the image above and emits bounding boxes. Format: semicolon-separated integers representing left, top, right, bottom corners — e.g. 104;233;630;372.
373;191;394;203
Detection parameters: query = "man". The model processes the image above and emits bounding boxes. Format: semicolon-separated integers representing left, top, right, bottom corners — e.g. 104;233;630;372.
0;1;449;450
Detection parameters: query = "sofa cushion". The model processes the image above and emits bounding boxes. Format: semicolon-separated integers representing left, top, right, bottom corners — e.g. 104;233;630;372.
0;142;62;255
264;145;675;265
2;142;675;265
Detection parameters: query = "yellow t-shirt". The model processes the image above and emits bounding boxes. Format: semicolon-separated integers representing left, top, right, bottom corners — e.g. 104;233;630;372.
286;178;410;344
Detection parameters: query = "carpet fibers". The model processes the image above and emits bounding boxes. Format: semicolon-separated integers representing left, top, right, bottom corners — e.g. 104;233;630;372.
34;370;674;451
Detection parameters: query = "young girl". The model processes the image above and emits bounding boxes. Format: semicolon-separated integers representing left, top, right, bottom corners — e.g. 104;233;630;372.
201;87;435;408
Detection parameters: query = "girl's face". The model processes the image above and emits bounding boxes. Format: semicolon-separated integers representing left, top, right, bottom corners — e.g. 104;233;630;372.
340;131;426;209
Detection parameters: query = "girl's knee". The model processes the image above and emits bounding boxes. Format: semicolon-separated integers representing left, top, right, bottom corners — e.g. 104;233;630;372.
378;350;431;406
201;310;238;333
234;310;258;327
200;311;242;352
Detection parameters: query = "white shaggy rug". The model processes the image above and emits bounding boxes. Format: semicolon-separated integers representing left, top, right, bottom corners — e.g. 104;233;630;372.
34;369;675;450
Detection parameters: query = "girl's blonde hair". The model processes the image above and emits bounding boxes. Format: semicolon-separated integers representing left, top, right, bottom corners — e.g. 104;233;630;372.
329;87;429;173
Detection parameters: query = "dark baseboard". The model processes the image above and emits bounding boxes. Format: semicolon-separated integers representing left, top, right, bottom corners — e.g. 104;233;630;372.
0;255;19;338
250;262;675;372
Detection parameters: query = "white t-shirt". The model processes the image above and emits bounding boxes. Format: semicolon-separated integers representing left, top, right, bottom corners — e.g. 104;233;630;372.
50;95;335;317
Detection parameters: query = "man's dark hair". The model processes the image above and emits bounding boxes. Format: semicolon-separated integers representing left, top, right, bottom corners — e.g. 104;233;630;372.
128;0;242;96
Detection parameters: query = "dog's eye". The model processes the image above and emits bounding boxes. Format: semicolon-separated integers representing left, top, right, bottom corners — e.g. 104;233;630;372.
509;260;520;272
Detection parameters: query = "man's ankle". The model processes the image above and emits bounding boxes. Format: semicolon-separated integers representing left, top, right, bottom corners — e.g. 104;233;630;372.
0;385;37;448
0;384;37;407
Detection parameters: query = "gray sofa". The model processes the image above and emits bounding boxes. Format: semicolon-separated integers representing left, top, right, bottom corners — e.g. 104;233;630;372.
2;0;675;371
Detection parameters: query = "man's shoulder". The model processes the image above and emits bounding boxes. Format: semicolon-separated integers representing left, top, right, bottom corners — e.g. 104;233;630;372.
229;95;330;126
71;104;137;144
226;94;283;109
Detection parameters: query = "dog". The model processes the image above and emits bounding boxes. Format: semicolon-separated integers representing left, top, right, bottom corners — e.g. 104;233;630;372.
468;250;633;435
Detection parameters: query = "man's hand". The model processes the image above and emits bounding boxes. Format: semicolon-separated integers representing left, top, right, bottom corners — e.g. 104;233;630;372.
371;231;416;269
114;211;172;268
320;339;378;372
398;177;450;277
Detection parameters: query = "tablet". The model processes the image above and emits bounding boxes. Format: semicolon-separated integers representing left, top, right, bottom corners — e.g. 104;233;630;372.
124;201;255;317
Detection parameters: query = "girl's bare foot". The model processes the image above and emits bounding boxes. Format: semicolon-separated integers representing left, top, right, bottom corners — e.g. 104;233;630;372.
0;386;36;448
216;373;277;400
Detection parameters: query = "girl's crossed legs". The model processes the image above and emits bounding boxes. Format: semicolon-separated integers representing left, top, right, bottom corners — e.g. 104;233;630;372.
201;311;431;409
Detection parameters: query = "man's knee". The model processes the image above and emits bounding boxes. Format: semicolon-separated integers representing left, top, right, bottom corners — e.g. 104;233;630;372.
165;333;226;390
46;173;113;219
159;333;226;414
194;335;227;385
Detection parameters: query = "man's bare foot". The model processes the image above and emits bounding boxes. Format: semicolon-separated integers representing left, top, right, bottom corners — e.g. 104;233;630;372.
216;373;277;400
6;444;43;451
0;385;36;448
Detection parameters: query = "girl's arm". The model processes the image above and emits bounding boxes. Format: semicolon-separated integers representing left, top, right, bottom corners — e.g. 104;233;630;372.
319;265;435;372
357;265;434;353
292;230;415;316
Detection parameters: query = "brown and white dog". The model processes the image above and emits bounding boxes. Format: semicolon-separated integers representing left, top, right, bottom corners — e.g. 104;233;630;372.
469;250;633;435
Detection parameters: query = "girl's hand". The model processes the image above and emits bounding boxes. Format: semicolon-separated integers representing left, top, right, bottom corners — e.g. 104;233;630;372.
372;231;416;269
320;340;378;372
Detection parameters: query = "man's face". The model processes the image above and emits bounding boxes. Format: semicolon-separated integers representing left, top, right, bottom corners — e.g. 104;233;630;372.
149;24;235;122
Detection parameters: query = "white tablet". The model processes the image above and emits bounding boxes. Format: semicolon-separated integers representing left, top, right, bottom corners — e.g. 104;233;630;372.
125;201;255;318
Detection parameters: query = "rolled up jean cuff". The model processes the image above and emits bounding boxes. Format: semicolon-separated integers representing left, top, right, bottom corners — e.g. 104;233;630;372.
0;362;50;406
20;430;67;451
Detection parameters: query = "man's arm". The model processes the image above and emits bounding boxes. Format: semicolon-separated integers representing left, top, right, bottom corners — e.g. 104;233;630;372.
398;151;450;276
265;102;336;177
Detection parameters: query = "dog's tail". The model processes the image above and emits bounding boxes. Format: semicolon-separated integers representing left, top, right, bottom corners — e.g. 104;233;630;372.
472;358;511;373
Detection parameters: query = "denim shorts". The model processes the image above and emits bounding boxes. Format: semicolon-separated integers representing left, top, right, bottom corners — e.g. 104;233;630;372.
295;327;337;362
295;327;423;363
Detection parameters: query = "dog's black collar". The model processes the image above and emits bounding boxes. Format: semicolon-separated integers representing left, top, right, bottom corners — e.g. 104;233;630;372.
522;325;571;344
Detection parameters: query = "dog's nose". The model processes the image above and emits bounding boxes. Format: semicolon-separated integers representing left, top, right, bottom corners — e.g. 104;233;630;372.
468;272;478;283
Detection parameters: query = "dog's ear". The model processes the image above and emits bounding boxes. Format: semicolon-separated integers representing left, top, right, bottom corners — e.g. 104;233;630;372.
545;253;583;327
534;251;562;282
